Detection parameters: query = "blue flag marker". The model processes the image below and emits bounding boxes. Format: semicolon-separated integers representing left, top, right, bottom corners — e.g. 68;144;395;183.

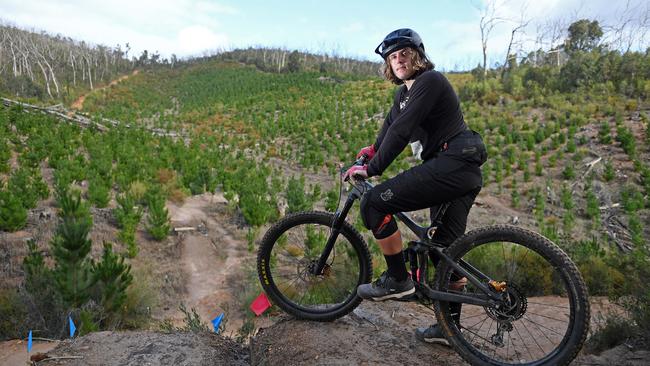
27;330;33;352
69;316;76;338
212;313;224;333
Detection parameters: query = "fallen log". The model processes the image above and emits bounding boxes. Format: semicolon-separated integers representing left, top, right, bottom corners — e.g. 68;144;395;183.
1;97;185;139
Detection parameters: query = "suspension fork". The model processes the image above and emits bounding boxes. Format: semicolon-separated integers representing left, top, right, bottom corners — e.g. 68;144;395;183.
312;189;361;275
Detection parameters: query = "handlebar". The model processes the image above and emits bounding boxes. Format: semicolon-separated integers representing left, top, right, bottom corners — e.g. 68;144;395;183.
355;154;369;166
341;154;368;174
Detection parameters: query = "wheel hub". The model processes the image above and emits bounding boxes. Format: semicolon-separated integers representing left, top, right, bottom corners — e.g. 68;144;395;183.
484;282;527;322
303;261;331;280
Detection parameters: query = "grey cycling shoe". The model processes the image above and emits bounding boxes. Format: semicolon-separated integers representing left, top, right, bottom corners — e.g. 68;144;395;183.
415;324;450;346
357;271;415;301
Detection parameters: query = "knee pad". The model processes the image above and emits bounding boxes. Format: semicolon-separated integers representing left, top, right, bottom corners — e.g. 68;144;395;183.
360;193;398;239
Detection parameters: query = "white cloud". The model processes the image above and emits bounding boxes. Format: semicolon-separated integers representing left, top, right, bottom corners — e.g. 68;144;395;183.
0;0;236;58
175;25;229;55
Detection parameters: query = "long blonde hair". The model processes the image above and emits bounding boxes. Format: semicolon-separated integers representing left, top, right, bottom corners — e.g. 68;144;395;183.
381;47;434;85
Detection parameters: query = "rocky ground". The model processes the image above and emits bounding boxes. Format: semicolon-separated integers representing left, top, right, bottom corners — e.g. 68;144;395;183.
2;298;646;365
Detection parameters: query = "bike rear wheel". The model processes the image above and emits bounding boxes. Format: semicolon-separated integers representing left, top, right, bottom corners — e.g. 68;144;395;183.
433;225;590;366
257;211;372;321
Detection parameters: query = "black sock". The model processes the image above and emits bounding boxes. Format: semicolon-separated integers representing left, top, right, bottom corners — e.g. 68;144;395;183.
451;303;462;326
384;252;408;281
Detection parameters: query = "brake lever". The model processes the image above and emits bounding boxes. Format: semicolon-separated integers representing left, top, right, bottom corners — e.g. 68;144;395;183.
341;154;369;173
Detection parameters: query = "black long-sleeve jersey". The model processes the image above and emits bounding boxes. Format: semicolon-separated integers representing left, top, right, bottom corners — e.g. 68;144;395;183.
367;70;468;177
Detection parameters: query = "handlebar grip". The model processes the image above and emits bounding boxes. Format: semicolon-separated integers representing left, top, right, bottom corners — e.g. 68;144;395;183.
355;154;368;166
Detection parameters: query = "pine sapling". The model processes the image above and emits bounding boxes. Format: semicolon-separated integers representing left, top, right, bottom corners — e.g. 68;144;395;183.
51;189;95;308
0;190;28;231
146;194;170;241
92;242;133;314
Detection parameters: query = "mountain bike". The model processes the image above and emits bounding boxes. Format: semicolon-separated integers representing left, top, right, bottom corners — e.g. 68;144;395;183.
257;156;590;366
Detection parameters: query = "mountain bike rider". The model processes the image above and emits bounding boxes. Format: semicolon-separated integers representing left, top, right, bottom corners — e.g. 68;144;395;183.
343;28;487;345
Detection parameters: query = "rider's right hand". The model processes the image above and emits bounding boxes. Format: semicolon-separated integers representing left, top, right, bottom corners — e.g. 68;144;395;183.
343;164;368;182
356;144;376;160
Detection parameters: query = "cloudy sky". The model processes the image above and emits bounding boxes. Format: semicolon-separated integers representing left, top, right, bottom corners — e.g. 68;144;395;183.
1;0;648;71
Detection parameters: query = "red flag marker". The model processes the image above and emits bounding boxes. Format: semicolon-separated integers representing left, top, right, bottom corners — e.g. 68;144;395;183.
250;292;271;316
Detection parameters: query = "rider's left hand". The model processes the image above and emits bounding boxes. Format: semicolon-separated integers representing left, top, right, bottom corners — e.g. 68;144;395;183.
343;165;368;181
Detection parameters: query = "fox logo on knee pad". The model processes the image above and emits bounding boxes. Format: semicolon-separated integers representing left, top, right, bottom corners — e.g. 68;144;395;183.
380;189;394;201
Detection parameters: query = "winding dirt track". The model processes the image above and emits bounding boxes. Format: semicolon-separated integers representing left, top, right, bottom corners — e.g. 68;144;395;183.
167;193;252;334
70;69;139;110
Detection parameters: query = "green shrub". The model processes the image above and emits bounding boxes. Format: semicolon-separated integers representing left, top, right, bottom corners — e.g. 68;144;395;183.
325;188;339;212
146;194;171;241
78;309;100;336
246;227;257;252
57;187;92;224
178;303;210;332
22;240;66;338
0;288;28;340
286;175;312;213
239;190;275;227
7;167;49;209
586;314;637;354
51;216;95;308
616;125;636;157
0;190;28;231
119;226;138;258
114;193;143;229
0;139;11;173
119;265;158;329
603;160;615;181
562;165;575;180
579;256;624;296
598;121;612;144
92;243;133;314
585;185;600;222
87;177;111;208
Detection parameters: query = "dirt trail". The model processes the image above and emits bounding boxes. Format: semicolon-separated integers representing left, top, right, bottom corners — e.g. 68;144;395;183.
70;69;139;110
0;339;59;366
166;193;252;333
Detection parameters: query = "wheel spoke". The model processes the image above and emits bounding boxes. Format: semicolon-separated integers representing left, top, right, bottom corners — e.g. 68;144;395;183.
527;300;570;309
512;317;536;362
522;315;565;337
525;311;569;324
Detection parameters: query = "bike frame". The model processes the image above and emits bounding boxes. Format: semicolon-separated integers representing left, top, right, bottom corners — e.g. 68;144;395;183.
313;179;503;307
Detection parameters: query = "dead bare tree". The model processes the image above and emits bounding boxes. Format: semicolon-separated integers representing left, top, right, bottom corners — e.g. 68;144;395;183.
607;0;650;53
0;22;134;99
476;0;504;78
501;3;532;79
535;17;568;68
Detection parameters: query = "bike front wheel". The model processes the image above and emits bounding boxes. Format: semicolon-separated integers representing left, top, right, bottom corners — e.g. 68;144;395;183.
257;211;372;321
433;225;590;366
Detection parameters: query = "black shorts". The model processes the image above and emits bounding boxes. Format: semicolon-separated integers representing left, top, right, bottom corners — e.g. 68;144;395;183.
360;130;487;240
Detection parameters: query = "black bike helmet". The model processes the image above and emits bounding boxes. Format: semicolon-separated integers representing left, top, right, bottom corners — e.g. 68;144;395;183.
374;28;425;59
